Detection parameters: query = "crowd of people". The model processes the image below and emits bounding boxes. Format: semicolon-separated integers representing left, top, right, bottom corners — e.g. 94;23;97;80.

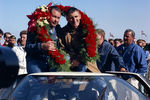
0;29;27;75
0;6;150;90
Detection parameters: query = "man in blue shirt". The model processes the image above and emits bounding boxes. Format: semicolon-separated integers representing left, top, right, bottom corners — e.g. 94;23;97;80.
117;29;147;76
117;29;148;89
96;29;125;72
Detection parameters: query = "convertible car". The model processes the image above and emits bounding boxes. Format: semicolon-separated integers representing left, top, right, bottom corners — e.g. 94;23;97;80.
0;47;150;100
0;72;149;100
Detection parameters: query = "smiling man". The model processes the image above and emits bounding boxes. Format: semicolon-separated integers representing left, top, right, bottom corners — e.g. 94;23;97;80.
25;6;62;73
60;7;87;72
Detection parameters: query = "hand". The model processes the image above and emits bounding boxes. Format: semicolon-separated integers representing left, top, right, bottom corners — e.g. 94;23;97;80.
41;41;56;51
120;67;128;72
71;60;80;67
147;58;150;61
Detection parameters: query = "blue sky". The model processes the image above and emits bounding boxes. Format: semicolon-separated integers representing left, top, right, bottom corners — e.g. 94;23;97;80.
0;0;150;43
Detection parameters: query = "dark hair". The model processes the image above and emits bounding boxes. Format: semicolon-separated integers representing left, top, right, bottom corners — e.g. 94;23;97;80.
66;7;79;16
114;38;123;43
137;39;143;43
108;39;114;42
17;38;21;44
142;39;146;42
9;35;16;40
4;32;11;38
124;29;135;38
20;30;27;37
0;29;3;35
50;6;61;13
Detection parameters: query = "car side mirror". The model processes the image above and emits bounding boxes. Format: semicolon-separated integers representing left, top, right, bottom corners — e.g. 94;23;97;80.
0;46;19;88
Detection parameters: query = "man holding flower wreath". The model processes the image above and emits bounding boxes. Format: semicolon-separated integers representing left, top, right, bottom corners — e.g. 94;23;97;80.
26;6;62;73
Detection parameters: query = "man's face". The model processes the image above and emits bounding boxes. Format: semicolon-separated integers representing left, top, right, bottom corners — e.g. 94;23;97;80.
123;32;134;46
142;41;146;47
9;38;16;46
50;9;61;27
109;40;114;46
5;34;11;42
21;34;27;46
114;41;121;47
137;41;143;47
97;34;103;46
67;11;81;29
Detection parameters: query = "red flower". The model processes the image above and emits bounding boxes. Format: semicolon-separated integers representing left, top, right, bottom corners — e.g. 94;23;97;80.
51;50;59;58
64;6;71;13
57;58;65;64
55;57;60;63
56;5;64;11
58;54;64;58
87;44;96;50
60;59;65;64
89;52;96;57
85;37;91;44
87;48;96;57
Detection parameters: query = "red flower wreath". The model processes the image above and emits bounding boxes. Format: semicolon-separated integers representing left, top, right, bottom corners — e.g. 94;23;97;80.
56;4;98;62
27;3;98;68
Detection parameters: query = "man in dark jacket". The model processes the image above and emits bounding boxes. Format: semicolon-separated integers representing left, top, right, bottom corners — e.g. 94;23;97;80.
25;6;62;73
60;7;87;72
96;29;126;72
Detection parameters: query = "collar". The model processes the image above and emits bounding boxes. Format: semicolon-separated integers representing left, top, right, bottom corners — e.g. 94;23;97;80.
66;23;82;32
123;42;135;47
49;27;56;34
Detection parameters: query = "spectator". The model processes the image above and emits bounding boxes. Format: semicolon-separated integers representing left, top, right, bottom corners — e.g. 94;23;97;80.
25;6;62;73
117;29;148;88
0;29;3;45
3;32;11;46
96;29;125;72
7;35;16;48
108;39;114;46
137;39;143;48
17;38;21;46
114;38;123;48
142;40;147;49
12;30;27;75
20;30;27;48
137;39;149;61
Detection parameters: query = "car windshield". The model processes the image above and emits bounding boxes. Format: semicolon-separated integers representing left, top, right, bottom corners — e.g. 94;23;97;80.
8;75;148;100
